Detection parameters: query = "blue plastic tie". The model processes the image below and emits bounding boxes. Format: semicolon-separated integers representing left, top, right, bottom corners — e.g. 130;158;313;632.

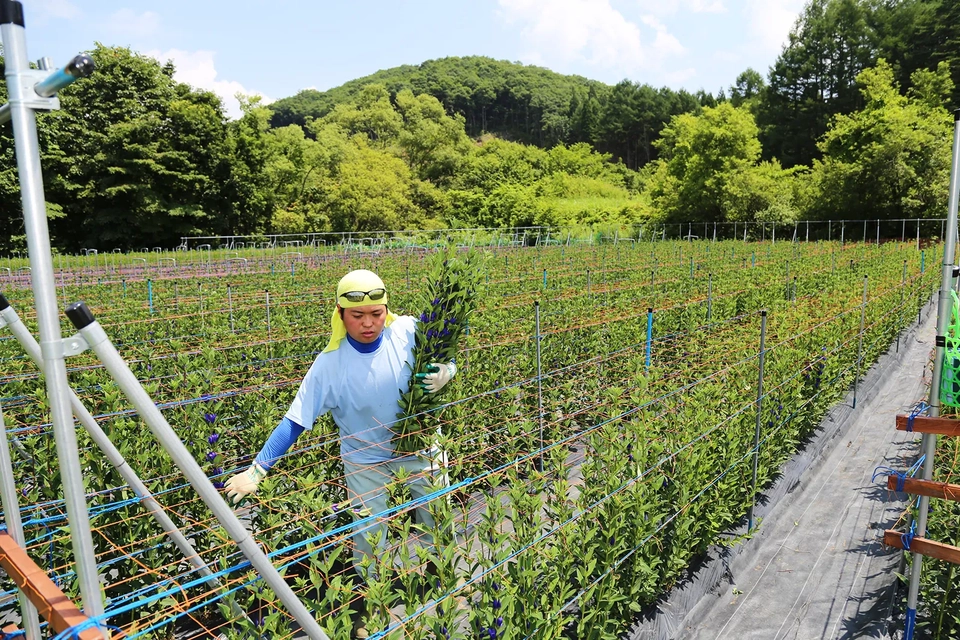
895;473;906;492
901;530;914;551
906;401;928;432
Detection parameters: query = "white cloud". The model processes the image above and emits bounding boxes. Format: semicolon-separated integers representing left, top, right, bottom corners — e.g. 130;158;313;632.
31;0;81;21
744;0;804;55
690;0;726;12
636;0;726;15
148;48;272;119
498;0;688;73
105;9;161;39
498;0;645;68
640;15;685;59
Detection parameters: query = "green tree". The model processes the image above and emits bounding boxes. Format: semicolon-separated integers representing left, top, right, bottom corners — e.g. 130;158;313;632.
758;0;877;167
870;0;960;108
730;68;765;108
805;59;953;220
720;160;801;222
648;103;762;222
394;89;473;184
326;141;418;232
40;45;235;250
322;84;402;148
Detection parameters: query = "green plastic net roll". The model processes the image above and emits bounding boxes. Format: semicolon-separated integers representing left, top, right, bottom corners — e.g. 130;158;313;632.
940;289;960;408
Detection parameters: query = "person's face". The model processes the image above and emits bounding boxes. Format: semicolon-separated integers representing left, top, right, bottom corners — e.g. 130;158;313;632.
340;304;387;343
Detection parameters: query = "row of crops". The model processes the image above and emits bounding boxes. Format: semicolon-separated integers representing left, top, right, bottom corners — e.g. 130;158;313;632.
0;238;940;639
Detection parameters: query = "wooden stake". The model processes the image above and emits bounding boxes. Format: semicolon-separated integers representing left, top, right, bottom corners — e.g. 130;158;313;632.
884;530;960;565
0;532;108;639
895;415;960;436
886;476;960;502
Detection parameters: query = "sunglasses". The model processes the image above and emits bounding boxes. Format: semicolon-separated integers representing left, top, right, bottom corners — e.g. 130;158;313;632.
339;288;386;303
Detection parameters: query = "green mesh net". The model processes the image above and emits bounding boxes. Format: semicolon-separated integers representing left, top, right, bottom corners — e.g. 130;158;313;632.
940;289;960;408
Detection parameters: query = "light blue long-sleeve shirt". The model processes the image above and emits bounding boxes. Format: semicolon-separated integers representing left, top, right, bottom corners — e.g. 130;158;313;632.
271;315;417;465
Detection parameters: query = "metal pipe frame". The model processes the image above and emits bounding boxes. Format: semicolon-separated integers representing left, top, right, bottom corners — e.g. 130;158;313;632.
0;399;41;639
0;1;106;623
0;295;249;625
66;304;330;640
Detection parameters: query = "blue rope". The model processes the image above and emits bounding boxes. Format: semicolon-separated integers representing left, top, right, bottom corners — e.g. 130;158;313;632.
906;401;928;432
873;455;926;493
901;530;914;551
50;621;121;640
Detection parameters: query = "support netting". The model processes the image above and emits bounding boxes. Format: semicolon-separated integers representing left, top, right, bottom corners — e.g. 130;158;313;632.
0;238;939;639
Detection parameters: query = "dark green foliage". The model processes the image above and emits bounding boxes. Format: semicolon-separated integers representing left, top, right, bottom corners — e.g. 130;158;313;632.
41;45;238;250
869;0;960;109
757;0;876;167
267;56;705;170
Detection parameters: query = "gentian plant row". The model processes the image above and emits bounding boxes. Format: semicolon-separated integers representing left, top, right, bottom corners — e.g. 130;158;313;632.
0;239;939;639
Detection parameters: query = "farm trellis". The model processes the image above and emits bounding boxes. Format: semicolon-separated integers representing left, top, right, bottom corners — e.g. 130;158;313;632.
0;236;939;639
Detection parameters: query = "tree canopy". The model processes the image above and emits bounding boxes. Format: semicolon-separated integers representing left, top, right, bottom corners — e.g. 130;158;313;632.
0;0;957;253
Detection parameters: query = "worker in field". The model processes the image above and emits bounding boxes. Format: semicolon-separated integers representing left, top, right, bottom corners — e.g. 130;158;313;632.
223;268;456;637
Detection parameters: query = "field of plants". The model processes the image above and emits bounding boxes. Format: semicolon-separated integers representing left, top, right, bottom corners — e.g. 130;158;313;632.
0;236;941;639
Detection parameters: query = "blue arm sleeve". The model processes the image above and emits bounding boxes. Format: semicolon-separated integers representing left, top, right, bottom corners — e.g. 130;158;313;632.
254;416;305;470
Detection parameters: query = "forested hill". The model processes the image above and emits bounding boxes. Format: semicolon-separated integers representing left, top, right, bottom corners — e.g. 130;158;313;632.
268;56;709;168
270;56;610;143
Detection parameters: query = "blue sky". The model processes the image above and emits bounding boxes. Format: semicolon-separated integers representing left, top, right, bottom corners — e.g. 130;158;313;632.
18;0;805;118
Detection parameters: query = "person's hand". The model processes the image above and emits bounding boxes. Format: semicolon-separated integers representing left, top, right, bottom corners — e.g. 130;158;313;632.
223;463;268;504
416;362;457;393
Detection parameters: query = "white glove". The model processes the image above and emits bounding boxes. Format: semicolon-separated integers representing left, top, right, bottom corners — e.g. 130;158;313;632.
223;462;267;504
417;362;457;393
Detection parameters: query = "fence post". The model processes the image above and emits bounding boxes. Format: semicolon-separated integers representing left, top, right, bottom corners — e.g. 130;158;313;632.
707;273;713;323
748;309;767;532
266;289;272;343
227;284;235;333
898;260;907;353
645;308;653;373
535;301;544;471
0;399;42;640
905;107;960;640
853;276;868;409
147;278;153;315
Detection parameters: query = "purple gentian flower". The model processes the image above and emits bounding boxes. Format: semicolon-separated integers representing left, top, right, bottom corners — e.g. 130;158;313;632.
207;433;219;445
492;598;501;610
204;413;216;424
206;451;217;462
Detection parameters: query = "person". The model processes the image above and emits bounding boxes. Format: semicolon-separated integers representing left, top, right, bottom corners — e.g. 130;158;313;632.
223;269;455;627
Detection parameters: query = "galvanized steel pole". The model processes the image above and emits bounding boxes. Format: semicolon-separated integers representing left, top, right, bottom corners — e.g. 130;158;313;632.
0;2;106;623
905;109;960;639
748;310;767;532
